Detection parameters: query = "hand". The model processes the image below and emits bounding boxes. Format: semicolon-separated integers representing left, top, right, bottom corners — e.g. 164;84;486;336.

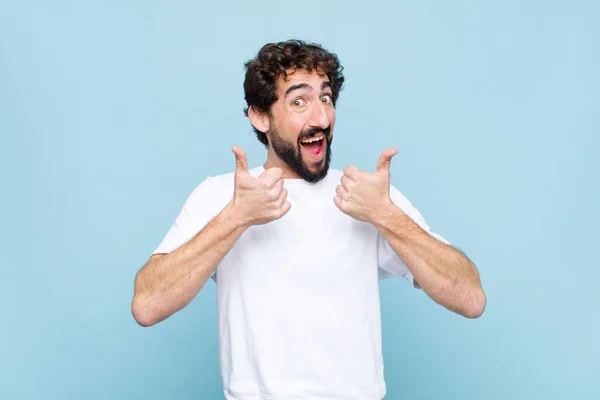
230;146;291;227
333;148;398;223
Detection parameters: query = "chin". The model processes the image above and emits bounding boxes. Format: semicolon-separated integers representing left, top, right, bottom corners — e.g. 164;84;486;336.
304;158;326;172
302;161;329;183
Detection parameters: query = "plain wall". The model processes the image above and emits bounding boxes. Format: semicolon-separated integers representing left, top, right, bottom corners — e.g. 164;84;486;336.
2;1;598;399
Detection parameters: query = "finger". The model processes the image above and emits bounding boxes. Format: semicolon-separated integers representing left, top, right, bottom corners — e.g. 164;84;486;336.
268;180;285;199
375;148;397;174
333;195;344;211
275;188;288;207
260;167;283;188
279;200;292;218
341;175;353;191
232;146;249;174
343;165;360;181
335;184;348;199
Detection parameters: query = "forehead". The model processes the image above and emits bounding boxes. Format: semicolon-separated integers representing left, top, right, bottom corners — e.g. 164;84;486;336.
276;69;330;93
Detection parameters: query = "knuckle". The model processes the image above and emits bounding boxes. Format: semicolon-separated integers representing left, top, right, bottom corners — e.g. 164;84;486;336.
267;188;281;201
267;191;278;201
260;179;273;189
344;166;358;175
268;167;283;179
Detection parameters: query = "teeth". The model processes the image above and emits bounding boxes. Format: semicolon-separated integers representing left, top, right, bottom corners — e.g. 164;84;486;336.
300;136;324;143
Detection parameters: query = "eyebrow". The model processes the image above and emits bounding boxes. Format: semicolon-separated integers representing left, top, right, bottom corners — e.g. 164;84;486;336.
284;83;311;98
284;81;332;98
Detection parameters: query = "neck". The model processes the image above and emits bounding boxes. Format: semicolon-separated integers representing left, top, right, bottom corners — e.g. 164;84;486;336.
263;146;302;179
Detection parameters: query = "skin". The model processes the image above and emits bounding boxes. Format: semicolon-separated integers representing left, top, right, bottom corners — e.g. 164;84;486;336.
131;68;486;327
131;157;290;327
252;69;485;318
335;150;486;318
248;69;335;180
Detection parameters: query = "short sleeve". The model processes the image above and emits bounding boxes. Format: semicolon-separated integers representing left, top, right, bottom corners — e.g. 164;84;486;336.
153;177;220;280
377;185;451;285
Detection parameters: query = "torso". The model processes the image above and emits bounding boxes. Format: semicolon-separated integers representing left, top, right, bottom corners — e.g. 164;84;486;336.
210;167;387;400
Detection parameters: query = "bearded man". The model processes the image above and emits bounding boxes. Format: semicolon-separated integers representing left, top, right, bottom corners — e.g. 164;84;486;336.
132;39;486;400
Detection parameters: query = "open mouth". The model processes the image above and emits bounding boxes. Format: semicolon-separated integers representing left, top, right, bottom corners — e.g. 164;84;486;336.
299;135;325;158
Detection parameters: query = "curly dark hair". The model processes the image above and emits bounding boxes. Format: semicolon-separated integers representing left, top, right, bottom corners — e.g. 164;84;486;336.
243;39;345;146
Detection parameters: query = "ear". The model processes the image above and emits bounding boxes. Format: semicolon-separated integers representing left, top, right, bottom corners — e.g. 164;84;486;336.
248;106;270;134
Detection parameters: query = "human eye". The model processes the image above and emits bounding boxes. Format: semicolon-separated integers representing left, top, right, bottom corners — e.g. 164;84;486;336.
321;94;332;104
292;98;306;107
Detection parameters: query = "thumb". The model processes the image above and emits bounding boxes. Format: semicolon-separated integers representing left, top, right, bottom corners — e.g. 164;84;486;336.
375;148;397;174
232;146;249;174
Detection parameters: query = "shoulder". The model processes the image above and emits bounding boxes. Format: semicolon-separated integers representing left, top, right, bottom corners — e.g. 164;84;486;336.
205;166;264;187
389;184;413;207
190;166;263;205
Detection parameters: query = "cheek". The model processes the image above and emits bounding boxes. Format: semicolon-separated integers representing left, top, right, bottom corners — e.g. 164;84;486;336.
289;117;308;137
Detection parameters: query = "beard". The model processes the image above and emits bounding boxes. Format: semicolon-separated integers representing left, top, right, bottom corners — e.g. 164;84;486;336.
269;125;332;183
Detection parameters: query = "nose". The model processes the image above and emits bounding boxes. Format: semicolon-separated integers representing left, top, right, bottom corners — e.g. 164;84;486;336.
308;101;330;130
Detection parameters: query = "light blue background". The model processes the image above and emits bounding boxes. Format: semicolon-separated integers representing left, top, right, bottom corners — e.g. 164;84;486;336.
2;0;598;399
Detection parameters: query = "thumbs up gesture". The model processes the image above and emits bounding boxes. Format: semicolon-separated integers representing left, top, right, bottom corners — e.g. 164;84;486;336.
333;148;397;223
231;146;292;227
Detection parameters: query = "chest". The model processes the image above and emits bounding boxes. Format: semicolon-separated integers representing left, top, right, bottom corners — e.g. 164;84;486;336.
220;193;378;286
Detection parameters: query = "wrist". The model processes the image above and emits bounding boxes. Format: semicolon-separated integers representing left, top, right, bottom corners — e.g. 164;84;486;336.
372;200;410;232
222;200;251;231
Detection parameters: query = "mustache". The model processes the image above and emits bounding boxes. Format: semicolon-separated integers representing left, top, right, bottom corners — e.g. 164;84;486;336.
298;126;331;142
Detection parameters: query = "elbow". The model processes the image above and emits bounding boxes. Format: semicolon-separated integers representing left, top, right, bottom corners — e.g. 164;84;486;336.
131;296;160;327
463;289;487;319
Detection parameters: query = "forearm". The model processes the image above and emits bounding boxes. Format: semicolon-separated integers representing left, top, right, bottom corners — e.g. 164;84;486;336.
374;205;486;318
132;202;246;326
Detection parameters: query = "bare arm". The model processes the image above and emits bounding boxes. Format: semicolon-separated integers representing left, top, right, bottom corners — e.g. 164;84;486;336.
333;149;485;318
132;146;291;327
374;205;486;318
131;202;245;327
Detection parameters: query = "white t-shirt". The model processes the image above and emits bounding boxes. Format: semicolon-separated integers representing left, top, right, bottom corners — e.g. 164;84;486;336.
154;166;450;400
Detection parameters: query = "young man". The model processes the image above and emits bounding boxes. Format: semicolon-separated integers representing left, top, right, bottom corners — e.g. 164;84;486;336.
132;39;486;400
